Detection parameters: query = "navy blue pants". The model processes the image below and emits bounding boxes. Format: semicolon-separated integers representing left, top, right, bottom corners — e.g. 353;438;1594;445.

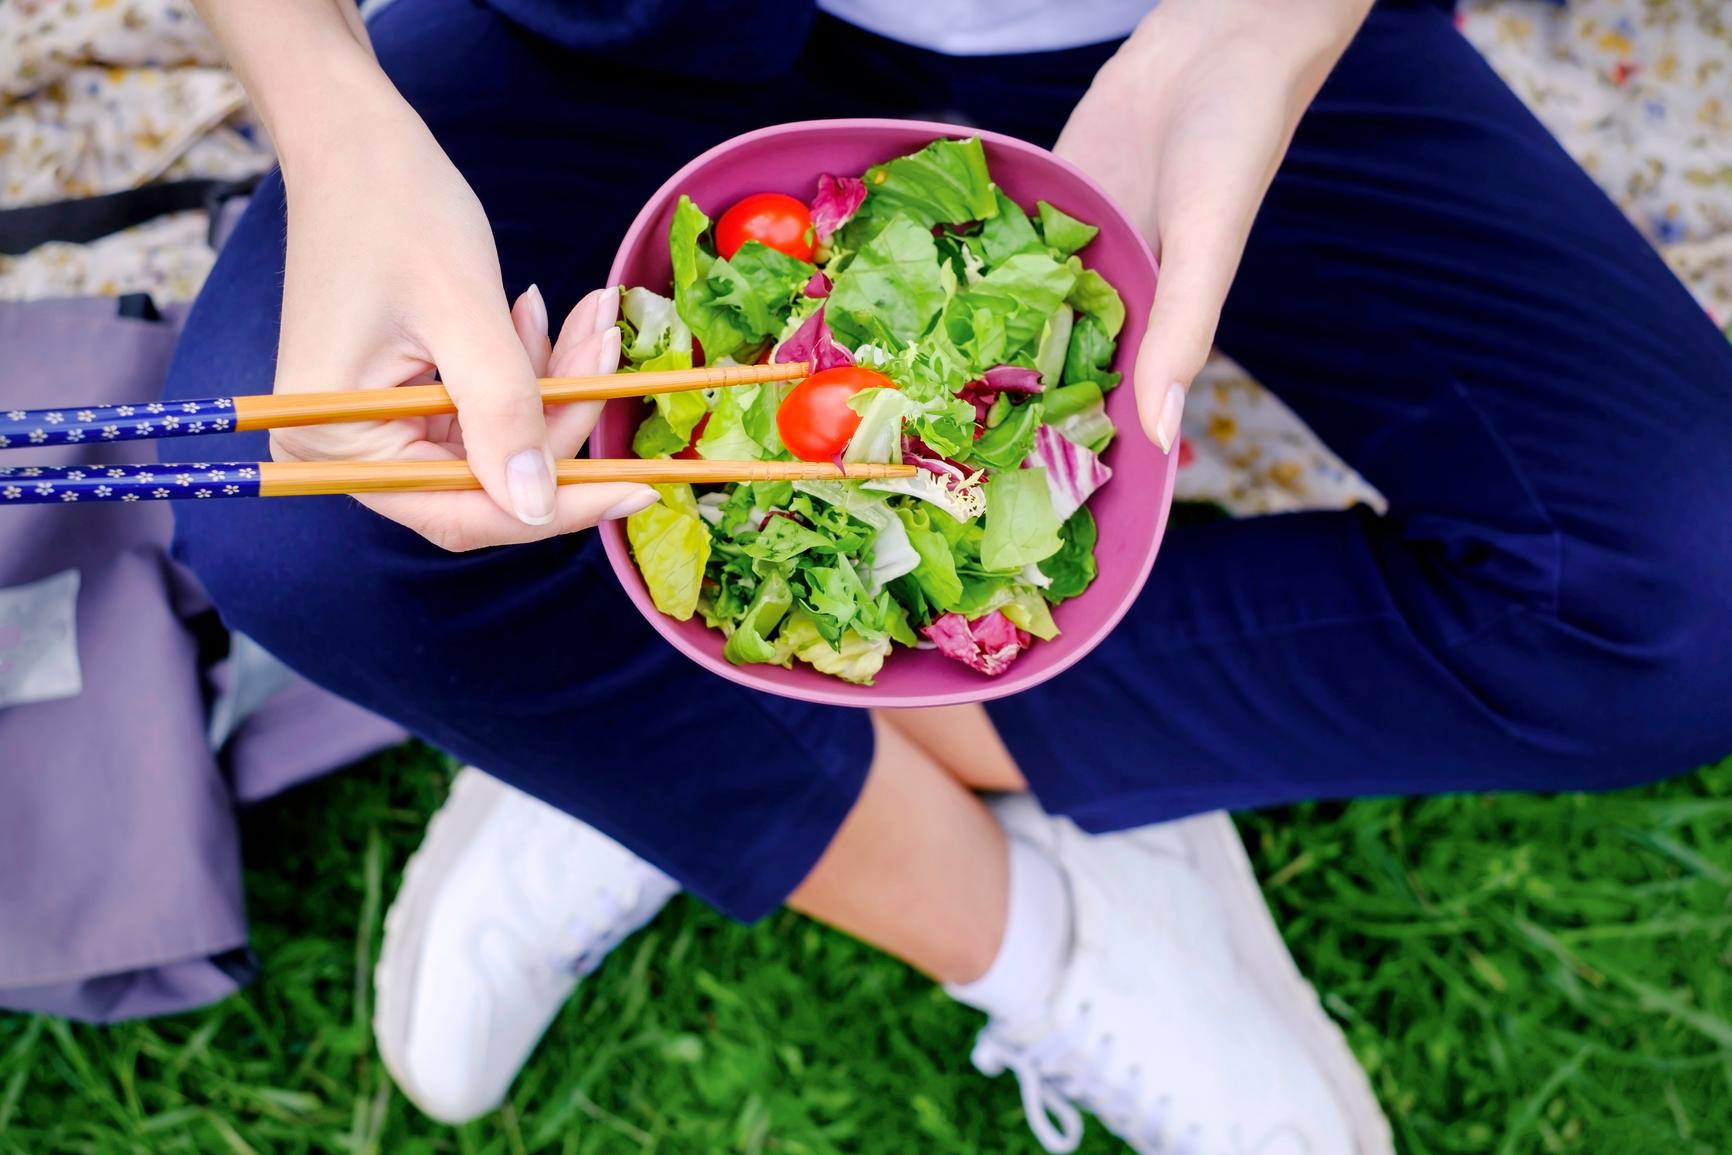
163;1;1732;920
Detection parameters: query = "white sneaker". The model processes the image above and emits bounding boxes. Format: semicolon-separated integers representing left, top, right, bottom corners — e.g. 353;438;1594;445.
970;796;1392;1155
374;767;678;1124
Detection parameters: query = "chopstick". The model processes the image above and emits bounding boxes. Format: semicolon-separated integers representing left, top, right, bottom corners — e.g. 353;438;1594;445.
0;459;915;504
0;361;811;451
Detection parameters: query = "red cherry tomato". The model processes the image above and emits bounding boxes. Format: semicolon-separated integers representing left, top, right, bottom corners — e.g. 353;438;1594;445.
776;367;896;462
715;193;815;262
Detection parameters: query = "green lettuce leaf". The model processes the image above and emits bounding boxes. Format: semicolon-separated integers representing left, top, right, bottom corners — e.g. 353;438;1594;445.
620;290;705;449
857;136;998;229
699;582;747;632
652;482;702;520
723;571;793;666
934;506;984;559
712;484;757;537
701;256;775;348
945;251;1077;363
954;575;1010;617
863;510;919;594
895;504;964;610
834;384;976;466
626;497;709;621
981;466;1064;572
1002;585;1060;640
1064;261;1126;339
620;286;692;365
743;380;791;456
799;560;874;643
1046;383;1118;454
669;196;750;360
651;376;706;443
881;326;970;402
1037;200;1100;257
669;197;812;362
1039;507;1098;602
752;479;794;510
669;197;710;303
970;399;1044;470
879;593;920;647
957;304;1009;367
787;493;871;554
887;572;933;627
1034;304;1074;388
1053;395;1117;456
826;216;949;348
776;610;891;684
976;189;1044;266
841;387;909;464
744;516;837;564
866;335;978;457
1063;312;1121;390
912;396;978;460
788;480;918;594
724;240;814;326
1045;380;1101;423
633;411;688;459
695;385;768;460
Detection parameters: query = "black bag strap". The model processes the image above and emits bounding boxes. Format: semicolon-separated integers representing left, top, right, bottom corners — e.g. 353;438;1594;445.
0;174;262;256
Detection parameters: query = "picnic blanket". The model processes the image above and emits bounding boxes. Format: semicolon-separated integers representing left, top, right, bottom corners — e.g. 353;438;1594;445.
0;1;399;1023
0;297;407;1021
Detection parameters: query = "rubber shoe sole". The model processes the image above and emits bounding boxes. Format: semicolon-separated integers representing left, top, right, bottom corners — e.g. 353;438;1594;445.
373;767;512;1124
1178;813;1394;1154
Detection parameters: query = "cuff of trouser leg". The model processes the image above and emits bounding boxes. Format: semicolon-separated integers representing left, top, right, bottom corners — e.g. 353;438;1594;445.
690;718;874;922
986;694;1251;834
983;692;1081;816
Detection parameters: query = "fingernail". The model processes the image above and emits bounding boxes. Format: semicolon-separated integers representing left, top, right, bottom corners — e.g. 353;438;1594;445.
524;284;549;341
601;487;659;521
593;285;620;334
1153;381;1186;453
506;447;556;526
596;325;621;373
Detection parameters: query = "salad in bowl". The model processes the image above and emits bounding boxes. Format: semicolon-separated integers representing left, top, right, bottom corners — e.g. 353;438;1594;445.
598;121;1171;707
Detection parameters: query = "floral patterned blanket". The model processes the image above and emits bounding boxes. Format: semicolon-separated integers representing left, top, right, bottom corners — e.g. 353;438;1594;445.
2;0;1727;515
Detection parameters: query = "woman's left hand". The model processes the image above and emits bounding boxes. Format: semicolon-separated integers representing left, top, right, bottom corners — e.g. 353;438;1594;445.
1054;0;1370;451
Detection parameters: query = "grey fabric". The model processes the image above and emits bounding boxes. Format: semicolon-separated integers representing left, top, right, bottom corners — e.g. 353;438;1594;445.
0;296;404;1022
0;569;83;709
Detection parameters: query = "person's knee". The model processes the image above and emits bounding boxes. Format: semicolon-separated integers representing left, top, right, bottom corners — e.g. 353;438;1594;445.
171;501;371;649
1546;498;1732;774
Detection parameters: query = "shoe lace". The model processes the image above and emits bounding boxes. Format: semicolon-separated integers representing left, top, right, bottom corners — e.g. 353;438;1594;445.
971;1002;1183;1154
548;866;659;976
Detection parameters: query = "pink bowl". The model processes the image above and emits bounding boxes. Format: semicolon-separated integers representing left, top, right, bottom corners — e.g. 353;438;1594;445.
599;119;1175;708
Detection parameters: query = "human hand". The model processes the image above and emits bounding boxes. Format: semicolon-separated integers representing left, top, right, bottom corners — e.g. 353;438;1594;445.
267;79;657;550
1055;0;1369;451
190;0;656;548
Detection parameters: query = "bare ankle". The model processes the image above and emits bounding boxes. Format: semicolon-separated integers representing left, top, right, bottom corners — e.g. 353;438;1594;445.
935;926;1007;986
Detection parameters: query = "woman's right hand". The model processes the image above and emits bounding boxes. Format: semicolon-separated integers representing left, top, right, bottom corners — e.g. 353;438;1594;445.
270;90;658;550
194;0;658;551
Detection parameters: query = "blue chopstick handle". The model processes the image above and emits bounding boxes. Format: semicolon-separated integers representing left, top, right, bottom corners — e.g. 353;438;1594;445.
0;397;236;450
0;462;261;505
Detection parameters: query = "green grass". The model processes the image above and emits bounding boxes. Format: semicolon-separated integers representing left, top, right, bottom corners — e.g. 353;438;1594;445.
3;744;1729;1155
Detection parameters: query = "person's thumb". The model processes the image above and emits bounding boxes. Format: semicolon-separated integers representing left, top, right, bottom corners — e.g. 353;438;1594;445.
1132;222;1238;454
434;296;556;526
